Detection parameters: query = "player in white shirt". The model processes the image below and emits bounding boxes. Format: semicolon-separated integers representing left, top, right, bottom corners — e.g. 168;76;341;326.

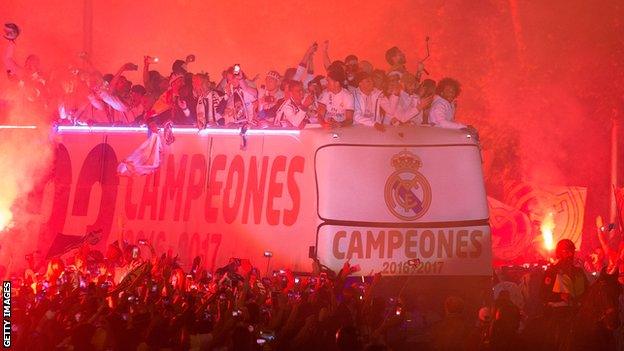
222;65;258;125
379;77;431;125
274;80;308;129
257;70;284;119
317;67;354;127
429;77;467;130
352;72;383;127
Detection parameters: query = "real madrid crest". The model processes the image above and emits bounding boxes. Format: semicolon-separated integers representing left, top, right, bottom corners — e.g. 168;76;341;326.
384;151;432;221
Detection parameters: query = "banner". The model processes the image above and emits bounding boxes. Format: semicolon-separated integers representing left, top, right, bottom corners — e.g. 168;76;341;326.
487;197;533;264
317;224;492;276
503;181;587;249
13;126;491;276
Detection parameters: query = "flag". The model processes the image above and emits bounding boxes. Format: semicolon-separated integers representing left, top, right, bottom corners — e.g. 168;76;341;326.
45;230;102;259
488;196;534;264
503;181;587;250
117;133;163;176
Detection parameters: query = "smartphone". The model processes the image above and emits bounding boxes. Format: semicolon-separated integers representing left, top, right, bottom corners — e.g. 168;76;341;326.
294;277;300;284
260;331;276;341
395;306;402;316
233;64;241;75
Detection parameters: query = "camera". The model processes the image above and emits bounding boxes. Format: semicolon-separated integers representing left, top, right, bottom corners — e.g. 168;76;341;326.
233;64;241;76
264;251;273;258
232;309;242;317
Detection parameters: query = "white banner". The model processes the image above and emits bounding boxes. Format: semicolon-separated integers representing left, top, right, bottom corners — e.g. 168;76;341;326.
317;224;492;276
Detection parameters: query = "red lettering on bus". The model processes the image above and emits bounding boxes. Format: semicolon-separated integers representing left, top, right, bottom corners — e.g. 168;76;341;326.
159;154;188;221
205;155;226;223
71;143;119;238
242;156;268;224
184;154;207;221
266;156;286;225
284;156;304;226
223;155;245;224
124;177;137;220
138;172;160;220
39;144;72;241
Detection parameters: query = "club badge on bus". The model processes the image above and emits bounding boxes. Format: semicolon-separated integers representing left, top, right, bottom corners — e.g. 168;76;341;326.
384;151;432;221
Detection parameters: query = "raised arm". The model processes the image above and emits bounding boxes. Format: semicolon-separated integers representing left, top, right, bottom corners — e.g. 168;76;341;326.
143;56;152;88
322;40;332;70
294;43;317;81
109;62;135;94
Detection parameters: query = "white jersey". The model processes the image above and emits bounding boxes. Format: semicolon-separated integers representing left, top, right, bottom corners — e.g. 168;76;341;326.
257;87;284;112
429;95;465;129
353;88;383;126
379;91;422;125
274;98;307;128
318;88;354;123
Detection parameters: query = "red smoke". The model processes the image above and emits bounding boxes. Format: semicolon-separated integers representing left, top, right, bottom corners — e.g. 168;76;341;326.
1;0;623;254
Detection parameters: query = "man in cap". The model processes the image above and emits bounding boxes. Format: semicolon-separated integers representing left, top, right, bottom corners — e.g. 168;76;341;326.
257;70;284;120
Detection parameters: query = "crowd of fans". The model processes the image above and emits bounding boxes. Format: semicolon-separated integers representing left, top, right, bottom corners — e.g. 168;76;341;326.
3;215;624;350
3;23;476;134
